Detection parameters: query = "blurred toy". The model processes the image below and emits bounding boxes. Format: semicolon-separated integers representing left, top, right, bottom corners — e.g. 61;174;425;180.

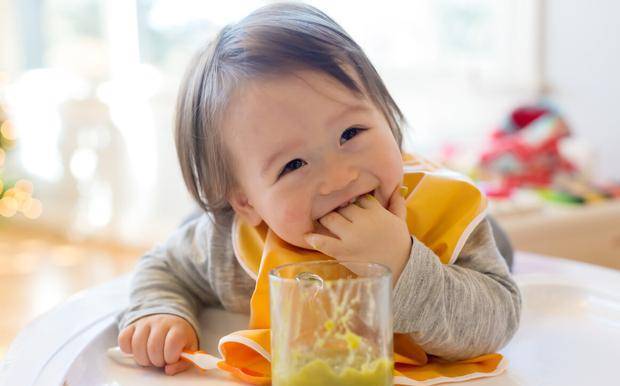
476;102;578;195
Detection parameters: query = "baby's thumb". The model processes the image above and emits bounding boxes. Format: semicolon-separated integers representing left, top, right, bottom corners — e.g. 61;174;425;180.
165;360;192;376
388;186;407;220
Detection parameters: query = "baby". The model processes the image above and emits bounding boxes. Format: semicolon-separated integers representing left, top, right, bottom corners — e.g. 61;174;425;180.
117;2;521;376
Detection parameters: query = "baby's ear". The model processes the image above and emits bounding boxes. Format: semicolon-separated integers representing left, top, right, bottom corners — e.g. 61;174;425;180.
228;189;263;227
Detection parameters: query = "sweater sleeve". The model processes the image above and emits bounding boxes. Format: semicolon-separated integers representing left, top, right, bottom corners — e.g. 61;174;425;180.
116;213;221;337
392;217;522;361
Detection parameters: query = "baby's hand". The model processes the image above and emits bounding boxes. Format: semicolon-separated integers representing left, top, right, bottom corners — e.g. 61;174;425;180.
118;314;198;375
304;186;412;283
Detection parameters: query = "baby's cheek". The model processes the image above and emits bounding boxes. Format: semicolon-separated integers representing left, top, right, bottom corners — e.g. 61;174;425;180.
279;203;308;228
269;204;312;247
288;201;315;225
384;151;404;181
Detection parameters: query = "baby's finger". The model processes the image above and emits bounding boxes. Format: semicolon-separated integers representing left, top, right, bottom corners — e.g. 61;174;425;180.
163;326;192;365
318;211;351;237
388;186;407;220
147;326;169;367
165;360;192;376
336;201;364;221
304;233;342;257
131;324;151;366
118;324;135;354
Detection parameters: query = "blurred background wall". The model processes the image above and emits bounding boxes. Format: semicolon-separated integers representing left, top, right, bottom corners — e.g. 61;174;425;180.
544;0;620;180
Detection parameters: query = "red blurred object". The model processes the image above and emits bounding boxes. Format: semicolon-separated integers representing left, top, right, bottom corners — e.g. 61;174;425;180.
508;106;548;132
478;103;577;192
483;184;513;199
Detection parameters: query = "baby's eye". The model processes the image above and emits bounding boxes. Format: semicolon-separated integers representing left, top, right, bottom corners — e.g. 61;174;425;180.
278;158;307;178
340;127;365;145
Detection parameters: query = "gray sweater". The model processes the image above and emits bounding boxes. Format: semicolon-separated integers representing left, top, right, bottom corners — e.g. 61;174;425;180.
118;210;521;361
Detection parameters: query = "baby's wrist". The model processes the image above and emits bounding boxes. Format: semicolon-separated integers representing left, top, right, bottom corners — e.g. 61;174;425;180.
390;235;412;284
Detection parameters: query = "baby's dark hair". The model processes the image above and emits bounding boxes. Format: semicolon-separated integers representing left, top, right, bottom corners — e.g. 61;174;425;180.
175;2;407;224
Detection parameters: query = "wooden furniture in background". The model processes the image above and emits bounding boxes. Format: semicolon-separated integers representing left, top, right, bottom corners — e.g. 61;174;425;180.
494;200;620;270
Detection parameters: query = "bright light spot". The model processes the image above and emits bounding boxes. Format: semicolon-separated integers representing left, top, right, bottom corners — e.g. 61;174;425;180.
20;197;33;212
0;120;16;140
23;198;43;219
15;179;34;194
70;148;98;180
0;148;4;167
0;197;18;217
8;188;29;206
5;69;87;182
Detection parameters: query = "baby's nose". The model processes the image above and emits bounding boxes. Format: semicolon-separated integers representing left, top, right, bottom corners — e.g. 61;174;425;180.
318;165;359;195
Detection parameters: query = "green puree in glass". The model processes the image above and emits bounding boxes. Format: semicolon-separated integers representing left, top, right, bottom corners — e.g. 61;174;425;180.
275;357;393;386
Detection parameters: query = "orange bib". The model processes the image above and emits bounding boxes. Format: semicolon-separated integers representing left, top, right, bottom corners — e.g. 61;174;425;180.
214;155;507;385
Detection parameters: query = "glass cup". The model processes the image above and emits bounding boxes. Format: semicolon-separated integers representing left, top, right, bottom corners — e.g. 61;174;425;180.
269;260;393;386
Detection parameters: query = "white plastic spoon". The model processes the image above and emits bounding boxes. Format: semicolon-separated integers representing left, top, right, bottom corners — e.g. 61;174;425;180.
107;346;222;371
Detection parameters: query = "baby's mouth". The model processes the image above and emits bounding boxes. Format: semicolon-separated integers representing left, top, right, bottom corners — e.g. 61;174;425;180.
337;189;376;209
311;189;378;239
337;196;359;210
327;189;377;216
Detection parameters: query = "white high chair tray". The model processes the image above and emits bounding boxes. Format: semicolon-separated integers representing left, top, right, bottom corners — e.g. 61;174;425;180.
1;252;619;386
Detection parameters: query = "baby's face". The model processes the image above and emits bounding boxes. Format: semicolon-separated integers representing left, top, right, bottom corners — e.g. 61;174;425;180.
224;70;403;249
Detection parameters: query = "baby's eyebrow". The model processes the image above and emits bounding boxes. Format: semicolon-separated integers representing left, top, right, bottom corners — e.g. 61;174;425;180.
324;103;370;127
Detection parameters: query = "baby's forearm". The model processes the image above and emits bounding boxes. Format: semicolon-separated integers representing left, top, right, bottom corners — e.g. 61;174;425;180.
118;247;204;333
392;219;522;361
117;216;222;334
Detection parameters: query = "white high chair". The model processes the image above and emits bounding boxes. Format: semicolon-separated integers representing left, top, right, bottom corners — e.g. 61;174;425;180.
1;252;619;386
